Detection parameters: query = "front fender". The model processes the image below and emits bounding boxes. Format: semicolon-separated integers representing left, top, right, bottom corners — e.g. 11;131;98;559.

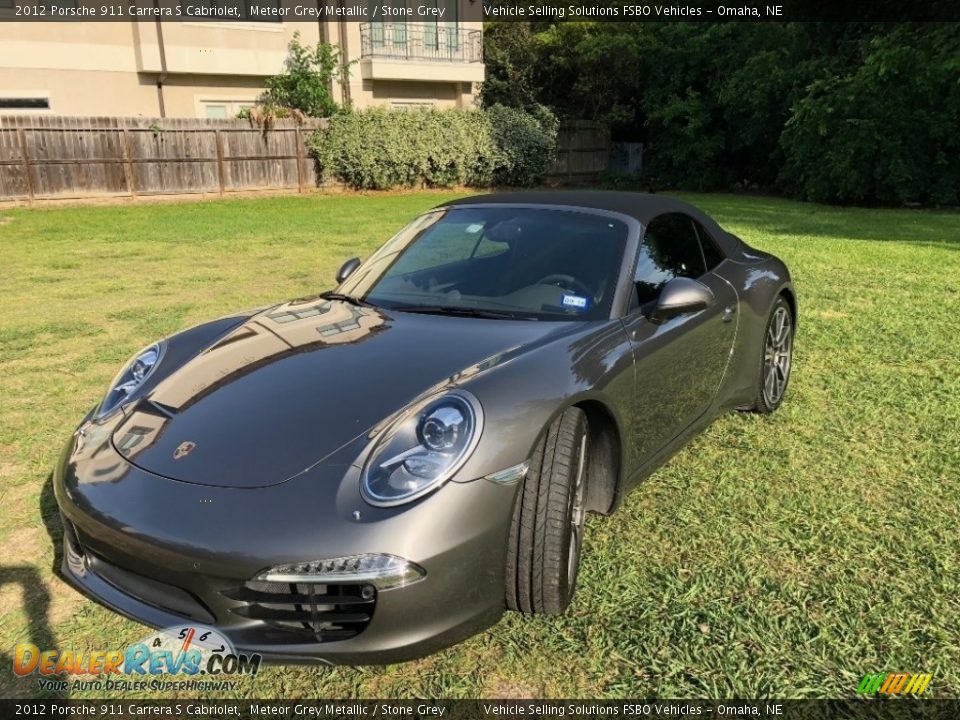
451;320;634;486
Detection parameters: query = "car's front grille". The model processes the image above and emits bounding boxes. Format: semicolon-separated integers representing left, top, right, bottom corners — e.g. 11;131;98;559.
223;580;376;642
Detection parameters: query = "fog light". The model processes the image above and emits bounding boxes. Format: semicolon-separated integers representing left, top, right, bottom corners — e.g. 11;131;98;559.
257;553;425;590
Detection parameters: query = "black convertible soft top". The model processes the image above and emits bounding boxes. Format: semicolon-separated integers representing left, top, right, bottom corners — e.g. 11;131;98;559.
439;191;743;257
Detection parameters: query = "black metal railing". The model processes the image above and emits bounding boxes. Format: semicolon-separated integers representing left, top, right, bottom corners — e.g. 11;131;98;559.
360;23;483;64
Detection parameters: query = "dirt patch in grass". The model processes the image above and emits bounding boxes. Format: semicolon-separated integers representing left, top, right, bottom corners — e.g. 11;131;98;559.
0;526;42;565
0;460;25;482
485;678;541;699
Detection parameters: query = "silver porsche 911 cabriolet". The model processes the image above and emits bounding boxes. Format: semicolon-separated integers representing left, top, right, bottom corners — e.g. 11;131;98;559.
55;192;795;664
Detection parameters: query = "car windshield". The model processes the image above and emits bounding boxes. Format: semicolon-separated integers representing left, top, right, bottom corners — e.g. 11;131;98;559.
338;207;629;321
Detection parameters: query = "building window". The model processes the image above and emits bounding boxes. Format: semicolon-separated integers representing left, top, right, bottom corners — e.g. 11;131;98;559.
425;0;459;51
199;100;256;119
390;101;436;110
204;104;229;119
0;97;50;110
369;1;408;50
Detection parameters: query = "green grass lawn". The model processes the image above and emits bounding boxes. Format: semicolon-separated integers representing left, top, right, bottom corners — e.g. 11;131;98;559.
1;192;958;699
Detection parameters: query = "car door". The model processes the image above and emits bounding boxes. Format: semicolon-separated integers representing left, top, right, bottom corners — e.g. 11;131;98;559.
620;212;738;467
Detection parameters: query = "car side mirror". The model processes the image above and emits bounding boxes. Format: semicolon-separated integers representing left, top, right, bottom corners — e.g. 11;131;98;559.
336;257;361;284
650;277;715;322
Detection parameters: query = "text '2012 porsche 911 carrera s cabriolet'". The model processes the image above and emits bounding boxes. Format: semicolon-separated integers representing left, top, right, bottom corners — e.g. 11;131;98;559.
55;192;795;665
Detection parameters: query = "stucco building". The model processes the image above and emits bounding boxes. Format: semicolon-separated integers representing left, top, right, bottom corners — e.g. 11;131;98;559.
0;8;484;118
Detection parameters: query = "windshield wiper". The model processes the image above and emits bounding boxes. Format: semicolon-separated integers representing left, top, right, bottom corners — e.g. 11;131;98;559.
393;305;537;321
320;291;376;308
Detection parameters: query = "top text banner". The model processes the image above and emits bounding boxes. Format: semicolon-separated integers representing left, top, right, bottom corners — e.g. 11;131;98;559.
1;0;958;22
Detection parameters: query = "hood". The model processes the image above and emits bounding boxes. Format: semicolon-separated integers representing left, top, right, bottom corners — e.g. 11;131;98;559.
112;297;565;488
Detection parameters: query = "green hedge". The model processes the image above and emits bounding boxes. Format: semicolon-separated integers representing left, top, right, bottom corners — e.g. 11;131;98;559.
309;105;557;190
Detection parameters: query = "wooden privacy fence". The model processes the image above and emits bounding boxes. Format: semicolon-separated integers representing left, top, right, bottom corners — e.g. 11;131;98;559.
0;115;612;203
548;122;611;185
0;115;328;204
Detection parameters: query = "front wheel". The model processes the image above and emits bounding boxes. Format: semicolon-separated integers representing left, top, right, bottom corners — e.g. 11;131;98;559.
748;296;794;413
505;407;589;615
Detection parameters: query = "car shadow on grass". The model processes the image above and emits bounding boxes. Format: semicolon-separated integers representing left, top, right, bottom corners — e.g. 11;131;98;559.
0;561;68;698
39;472;65;581
0;473;72;698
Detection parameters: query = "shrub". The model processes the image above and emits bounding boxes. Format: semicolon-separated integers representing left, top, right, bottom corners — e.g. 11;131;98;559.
487;104;558;187
309;106;556;190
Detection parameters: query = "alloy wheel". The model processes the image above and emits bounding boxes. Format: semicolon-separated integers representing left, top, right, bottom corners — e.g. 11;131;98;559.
763;306;793;406
567;432;589;589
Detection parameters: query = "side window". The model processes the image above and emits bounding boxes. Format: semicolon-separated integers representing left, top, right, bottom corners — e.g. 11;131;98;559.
692;220;725;271
634;213;706;305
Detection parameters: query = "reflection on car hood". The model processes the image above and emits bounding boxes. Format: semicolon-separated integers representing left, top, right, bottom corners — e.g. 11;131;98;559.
112;296;566;488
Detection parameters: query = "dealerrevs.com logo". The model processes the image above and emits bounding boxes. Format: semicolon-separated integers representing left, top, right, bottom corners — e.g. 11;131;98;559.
13;625;261;692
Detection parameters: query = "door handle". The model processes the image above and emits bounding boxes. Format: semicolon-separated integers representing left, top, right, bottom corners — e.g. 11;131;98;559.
722;305;736;323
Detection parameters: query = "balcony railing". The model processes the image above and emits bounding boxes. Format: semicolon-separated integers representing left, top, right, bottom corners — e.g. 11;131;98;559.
360;23;483;64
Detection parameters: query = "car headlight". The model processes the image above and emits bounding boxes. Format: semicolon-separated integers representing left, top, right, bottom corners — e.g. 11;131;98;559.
96;343;163;418
360;390;483;507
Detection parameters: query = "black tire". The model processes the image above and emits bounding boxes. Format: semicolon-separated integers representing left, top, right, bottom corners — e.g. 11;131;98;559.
747;295;794;414
505;407;589;615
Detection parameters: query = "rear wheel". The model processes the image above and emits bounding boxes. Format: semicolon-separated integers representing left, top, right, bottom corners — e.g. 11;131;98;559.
506;407;589;615
748;296;794;413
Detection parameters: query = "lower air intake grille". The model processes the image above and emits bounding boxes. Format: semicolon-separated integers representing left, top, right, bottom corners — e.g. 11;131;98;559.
224;580;375;642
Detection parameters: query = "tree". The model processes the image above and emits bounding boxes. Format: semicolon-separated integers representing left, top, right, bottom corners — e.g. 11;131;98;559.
479;23;541;110
481;21;960;205
259;32;349;118
780;24;960;205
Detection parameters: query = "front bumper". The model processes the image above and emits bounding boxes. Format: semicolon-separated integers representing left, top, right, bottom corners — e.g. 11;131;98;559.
54;435;516;665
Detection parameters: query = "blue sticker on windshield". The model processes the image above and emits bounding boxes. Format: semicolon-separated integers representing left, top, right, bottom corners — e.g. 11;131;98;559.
561;294;589;311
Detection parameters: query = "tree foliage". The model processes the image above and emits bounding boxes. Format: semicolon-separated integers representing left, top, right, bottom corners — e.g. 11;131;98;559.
481;22;960;205
780;24;960;205
259;32;348;118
